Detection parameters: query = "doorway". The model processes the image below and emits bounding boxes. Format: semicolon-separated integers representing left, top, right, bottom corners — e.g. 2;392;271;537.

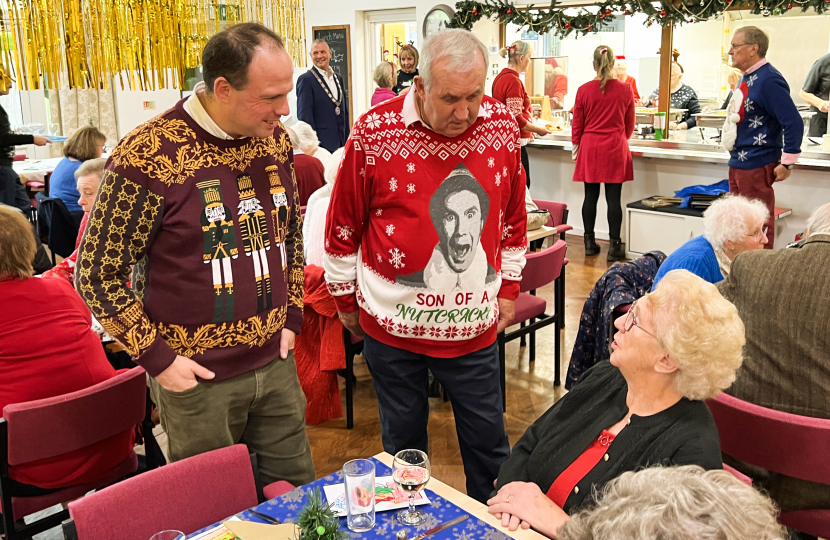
363;8;418;115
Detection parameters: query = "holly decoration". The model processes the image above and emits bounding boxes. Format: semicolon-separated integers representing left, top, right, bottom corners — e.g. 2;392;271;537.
296;488;347;540
448;0;830;38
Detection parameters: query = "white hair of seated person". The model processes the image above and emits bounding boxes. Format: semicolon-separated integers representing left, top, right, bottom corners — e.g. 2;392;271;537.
288;120;321;155
324;148;345;185
419;29;488;92
303;148;344;266
805;202;830;237
702;194;769;253
558;465;786;540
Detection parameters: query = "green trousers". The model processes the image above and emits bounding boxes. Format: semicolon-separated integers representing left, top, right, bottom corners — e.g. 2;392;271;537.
149;351;315;486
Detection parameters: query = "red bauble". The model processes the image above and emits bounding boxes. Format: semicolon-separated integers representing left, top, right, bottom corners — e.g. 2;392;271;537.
472;9;477;14
606;8;612;13
600;12;605;18
565;21;571;28
689;17;695;21
647;21;653;26
507;8;513;14
787;3;792;7
625;9;631;13
587;25;593;30
660;9;667;15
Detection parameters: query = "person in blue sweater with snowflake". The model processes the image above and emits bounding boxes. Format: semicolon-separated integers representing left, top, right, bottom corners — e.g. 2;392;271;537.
722;26;802;250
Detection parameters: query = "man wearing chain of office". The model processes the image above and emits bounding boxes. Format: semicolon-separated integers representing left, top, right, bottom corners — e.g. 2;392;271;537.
296;39;350;153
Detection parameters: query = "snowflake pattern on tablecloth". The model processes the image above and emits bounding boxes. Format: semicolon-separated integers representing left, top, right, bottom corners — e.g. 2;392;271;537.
407;183;416;193
336;225;354;241
385;224;395;236
407;163;416;173
281;488;306;503
494;172;501;186
390;178;398;192
738;150;749;161
753;133;767;146
453;530;476;540
376;208;383;216
746;74;758;87
488;157;495;168
365;112;383;129
745;98;755;112
388;248;406;269
749;116;764;129
481;528;512;540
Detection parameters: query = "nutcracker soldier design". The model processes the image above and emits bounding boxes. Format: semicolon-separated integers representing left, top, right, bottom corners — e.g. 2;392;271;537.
236;173;273;313
196;179;239;322
267;165;289;271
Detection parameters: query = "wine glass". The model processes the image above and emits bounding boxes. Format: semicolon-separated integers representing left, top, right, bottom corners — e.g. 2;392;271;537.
392;449;431;526
149;531;184;540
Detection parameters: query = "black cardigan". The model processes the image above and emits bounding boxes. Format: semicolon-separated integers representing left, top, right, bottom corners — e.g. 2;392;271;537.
496;362;722;513
0;104;33;166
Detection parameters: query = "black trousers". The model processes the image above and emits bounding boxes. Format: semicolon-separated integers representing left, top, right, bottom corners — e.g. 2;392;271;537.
582;183;623;240
363;334;510;503
521;146;531;188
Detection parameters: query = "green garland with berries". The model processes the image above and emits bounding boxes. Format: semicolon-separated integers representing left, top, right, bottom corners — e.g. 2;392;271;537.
447;0;830;37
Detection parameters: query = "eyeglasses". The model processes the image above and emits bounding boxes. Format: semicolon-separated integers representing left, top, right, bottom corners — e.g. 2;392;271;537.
623;300;659;340
746;226;768;241
729;43;752;51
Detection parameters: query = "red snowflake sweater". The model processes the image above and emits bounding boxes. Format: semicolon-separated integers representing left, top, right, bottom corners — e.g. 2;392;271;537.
492;68;534;141
323;92;527;357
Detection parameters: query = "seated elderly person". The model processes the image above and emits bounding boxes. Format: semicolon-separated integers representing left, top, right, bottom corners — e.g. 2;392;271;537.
304;148;343;266
0;205;134;493
652;194;768;289
558;465;786;540
287;122;327;206
487;270;745;539
42;157;107;283
289;120;332;165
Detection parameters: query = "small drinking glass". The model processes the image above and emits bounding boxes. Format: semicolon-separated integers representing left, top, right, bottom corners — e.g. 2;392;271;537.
392;449;431;525
149;531;185;540
343;458;376;532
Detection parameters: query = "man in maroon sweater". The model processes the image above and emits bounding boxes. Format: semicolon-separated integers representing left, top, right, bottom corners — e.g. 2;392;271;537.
77;24;314;485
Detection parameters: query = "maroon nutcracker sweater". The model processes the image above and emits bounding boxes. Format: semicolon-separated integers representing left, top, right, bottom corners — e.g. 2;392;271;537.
76;99;304;381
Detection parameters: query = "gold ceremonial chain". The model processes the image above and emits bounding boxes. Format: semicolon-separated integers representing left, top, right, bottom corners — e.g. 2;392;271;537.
0;0;308;91
310;67;342;107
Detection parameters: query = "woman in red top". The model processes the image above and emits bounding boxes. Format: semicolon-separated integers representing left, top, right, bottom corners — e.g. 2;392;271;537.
571;45;635;261
492;40;551;187
0;205;134;493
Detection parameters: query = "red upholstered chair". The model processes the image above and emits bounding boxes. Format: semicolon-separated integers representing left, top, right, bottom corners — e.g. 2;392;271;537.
0;367;157;540
533;199;572;330
723;463;752;486
706;392;830;537
62;444;294;540
498;239;567;411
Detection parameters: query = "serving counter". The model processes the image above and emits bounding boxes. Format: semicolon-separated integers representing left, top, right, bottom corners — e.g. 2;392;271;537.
525;129;830;249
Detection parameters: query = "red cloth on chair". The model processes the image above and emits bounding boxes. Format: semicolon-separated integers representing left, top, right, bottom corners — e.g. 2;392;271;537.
294;265;345;425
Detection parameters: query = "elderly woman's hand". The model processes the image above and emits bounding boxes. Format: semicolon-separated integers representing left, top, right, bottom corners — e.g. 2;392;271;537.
487;482;570;539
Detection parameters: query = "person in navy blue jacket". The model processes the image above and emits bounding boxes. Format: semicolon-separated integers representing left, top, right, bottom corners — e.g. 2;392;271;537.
723;26;802;249
296;39;350;153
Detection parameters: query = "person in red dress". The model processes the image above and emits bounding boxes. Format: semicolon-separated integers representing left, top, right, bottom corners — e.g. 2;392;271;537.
0;205;134;494
492;40;551;188
571;45;635;261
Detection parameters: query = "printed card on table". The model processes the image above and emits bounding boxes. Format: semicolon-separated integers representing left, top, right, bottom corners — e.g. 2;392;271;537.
323;476;430;517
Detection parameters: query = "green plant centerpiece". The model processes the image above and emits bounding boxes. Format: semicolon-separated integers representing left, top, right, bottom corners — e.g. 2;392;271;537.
296;488;347;540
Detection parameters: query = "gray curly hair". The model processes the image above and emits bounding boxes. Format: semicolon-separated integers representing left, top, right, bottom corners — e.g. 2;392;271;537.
559;465;786;540
703;194;769;251
287;121;320;155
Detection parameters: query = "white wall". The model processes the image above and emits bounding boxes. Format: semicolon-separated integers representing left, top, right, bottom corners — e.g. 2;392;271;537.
112;74;182;139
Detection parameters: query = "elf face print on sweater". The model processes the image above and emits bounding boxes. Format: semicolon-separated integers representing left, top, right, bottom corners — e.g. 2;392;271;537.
397;164;496;292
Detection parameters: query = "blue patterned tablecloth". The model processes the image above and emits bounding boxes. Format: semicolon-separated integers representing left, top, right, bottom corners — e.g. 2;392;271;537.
189;457;511;540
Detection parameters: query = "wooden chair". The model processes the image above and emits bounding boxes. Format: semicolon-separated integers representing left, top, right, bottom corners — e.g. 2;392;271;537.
0;368;158;540
706;392;830;537
62;445;294;540
498;239;567;411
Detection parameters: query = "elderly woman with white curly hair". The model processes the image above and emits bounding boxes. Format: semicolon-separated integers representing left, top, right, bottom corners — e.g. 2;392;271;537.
652;194;769;290
558;465;786;540
488;270;745;539
287;120;332;164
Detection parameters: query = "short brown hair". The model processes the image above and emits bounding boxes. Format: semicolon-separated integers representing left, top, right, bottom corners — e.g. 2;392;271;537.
0;205;36;280
736;26;769;57
203;23;285;93
63;125;106;161
373;62;396;89
399;45;419;69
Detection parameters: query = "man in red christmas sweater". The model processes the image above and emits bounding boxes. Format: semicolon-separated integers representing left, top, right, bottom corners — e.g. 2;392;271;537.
77;24;314;486
324;29;527;502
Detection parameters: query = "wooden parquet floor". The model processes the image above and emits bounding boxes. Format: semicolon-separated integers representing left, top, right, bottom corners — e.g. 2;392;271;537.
306;235;618;494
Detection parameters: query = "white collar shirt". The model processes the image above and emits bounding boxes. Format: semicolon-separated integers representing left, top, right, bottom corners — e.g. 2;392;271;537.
313;65;340;101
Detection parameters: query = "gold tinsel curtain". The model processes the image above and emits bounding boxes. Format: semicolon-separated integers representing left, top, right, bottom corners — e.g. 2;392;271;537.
0;0;306;92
